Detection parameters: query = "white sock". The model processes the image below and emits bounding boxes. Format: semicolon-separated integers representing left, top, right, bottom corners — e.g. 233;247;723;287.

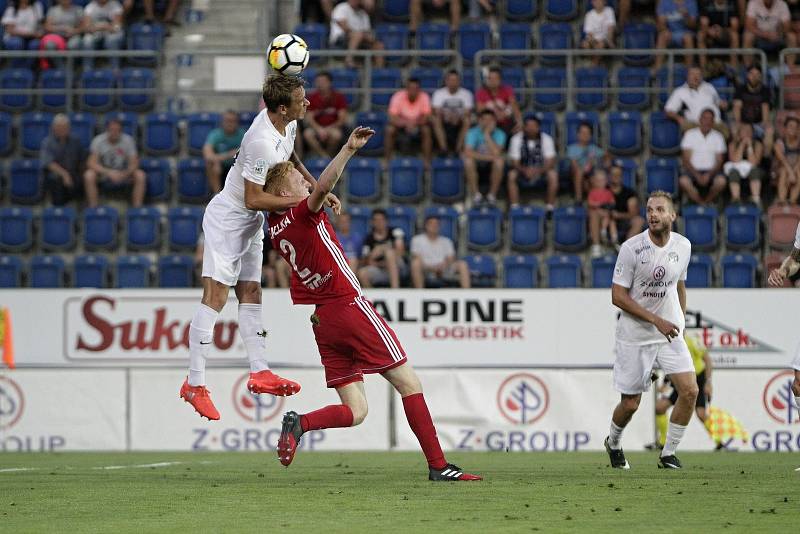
188;304;219;386
238;303;270;373
661;422;687;457
608;421;625;450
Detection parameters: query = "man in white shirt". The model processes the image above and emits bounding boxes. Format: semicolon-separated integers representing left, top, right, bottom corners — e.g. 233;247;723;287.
506;115;558;211
678;108;727;205
329;0;383;68
410;216;470;288
581;0;615;64
664;66;728;136
743;0;797;67
431;70;473;156
606;190;696;470
81;0;124;69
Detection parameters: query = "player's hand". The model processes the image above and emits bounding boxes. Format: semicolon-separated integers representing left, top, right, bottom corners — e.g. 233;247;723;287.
653;317;680;342
325;193;342;215
346;126;375;151
768;267;787;287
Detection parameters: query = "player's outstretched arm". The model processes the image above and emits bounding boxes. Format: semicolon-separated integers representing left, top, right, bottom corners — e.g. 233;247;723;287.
768;247;800;287
245;179;303;211
308;126;375;212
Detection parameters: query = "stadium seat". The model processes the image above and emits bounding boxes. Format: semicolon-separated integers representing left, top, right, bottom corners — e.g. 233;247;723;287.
724;204;761;250
575;67;608;110
370;68;402;108
67;112;96;149
591;254;617;288
721;253;759;288
238;110;258;129
30;255;66;288
623;23;656;66
115;255;151;288
416;22;450;65
0;207;33;252
293;23;327;54
458;22;491;63
613;157;638;189
83;206;119;250
158;254;194;288
354;111;386;155
546;254;583;288
532;68;566;110
656;65;688;106
546;0;579;20
0;255;23;287
144;112;179;155
177;158;210;203
0;68;34;111
423;205;459;242
430;157;464;202
526;111;557;139
409;67;443;94
141;158;171;201
39;68;66;111
386;205;417;241
465;254;497;287
105;111;138;138
645;157;678;195
565;111;599;146
510;205;546;251
347;205;372;238
9;159;43;204
347;158;382;202
710;75;733;103
616;67;650;110
128;22;165;66
389;157;424;202
504;254;539;288
686;253;714;288
607;112;642;156
461;68;477;94
507;0;538;20
186;112;220;155
767;204;800;249
383;0;410;20
79;69;115;112
375;24;409;65
682;205;718;251
499;23;533;65
467;206;502;250
119;68;155;111
74;254;109;288
126;206;161;250
304;157;331;179
20;112;53;155
168;206;203;251
0;112;10;156
329;68;360;107
501;67;528;106
539;23;572;66
41;206;77;251
553;206;587;251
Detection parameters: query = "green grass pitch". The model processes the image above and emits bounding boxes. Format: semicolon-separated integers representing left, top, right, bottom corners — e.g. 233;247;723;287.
0;451;797;533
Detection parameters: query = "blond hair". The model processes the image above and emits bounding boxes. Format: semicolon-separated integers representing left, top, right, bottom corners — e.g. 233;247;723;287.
648;190;675;211
263;161;295;194
262;74;305;112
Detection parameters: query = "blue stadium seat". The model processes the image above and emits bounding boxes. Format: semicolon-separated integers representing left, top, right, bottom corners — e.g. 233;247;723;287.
0;255;23;287
105;111;138;138
616;67;650;110
431;157;464;202
39;68;66;111
144;112;179;155
390;157;424;202
591;254;617;288
467;206;502;250
510;205;546;251
83;206;119;250
0;112;10;155
329;68;360;107
656;65;688;105
500;67;528;106
423;205;459;242
546;254;583;287
386;205;417;241
383;0;410;20
293;23;327;54
186;112;220;155
645;157;678;195
527;111;557;139
499;23;533;65
347;206;372;238
116;255;151;288
575;67;608;109
304;157;331;178
458;22;491;63
682;205;718;251
721;253;758;288
0;68;34;111
168;206;203;250
623;23;656;66
375;24;410;65
74;254;109;288
613;157;638;189
141;158;171;201
21;112;53;155
686;253;714;288
546;0;579;20
507;0;538;20
67;112;96;149
371;68;402;108
126;206;161;250
504;254;539;288
9;159;43;204
128;23;165;66
608;111;642;156
461;68;477;94
238;110;258;129
710;75;733;103
416;22;450;65
565;111;599;146
30;255;66;288
465;254;497;287
409;67;442;94
355;111;386;155
79;69;115;112
177;158;209;203
724;204;761;249
532;68;566;110
158;254;194;288
539;23;572;66
120;68;155;111
553;206;587;251
347;158;381;202
0;206;33;251
41;206;77;251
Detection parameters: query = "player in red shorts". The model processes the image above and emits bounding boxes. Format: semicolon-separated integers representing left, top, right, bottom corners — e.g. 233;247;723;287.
264;127;481;482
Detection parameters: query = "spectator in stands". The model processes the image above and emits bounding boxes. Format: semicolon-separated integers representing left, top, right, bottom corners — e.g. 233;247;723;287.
506;115;558;212
789;0;800;35
334;212;363;272
1;0;44;56
774;116;800;205
41;114;86;206
329;0;384;69
724;122;764;205
431;69;473;156
202;110;245;194
143;0;180;26
732;65;773;144
654;0;698;71
84;118;146;207
358;209;406;289
743;0;797;67
82;0;125;70
410;216;470;289
476;66;522;137
581;0;616;65
463;109;506;206
587;168;617;258
679;108;727;205
42;0;86;62
385;77;433;165
698;0;740;70
303;71;348;158
410;0;460;32
567;122;608;204
664;66;728;136
467;0;495;17
609;164;645;241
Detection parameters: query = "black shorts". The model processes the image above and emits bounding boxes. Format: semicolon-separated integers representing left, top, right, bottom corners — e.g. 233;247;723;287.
668;370;707;408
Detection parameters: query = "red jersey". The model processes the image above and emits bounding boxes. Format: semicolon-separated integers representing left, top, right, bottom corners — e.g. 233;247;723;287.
307;90;347;127
267;198;363;305
476;84;516;126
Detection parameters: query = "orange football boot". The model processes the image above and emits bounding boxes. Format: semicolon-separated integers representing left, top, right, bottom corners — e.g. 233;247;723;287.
179;378;220;420
247;370;301;396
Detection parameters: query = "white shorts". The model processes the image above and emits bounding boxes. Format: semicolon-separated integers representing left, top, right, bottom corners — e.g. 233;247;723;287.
201;194;264;286
613;337;694;395
792;342;800;371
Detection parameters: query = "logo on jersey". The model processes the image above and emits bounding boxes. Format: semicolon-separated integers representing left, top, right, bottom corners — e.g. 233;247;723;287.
653;266;666;281
497;373;549;425
253;158;267;178
668;252;679;264
614;263;624;276
762;371;800;425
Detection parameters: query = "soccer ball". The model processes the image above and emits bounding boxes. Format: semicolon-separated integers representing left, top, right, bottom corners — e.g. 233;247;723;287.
267;34;309;76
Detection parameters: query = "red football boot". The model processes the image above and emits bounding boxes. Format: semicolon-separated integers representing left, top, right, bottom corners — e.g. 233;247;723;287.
179;378;220;420
277;411;304;467
247;370;301;396
428;463;483;481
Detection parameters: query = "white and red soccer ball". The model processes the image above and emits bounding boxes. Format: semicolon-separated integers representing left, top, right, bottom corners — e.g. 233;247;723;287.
268;34;310;76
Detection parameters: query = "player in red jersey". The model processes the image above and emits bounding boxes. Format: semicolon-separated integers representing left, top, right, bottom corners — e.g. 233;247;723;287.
264;127;481;482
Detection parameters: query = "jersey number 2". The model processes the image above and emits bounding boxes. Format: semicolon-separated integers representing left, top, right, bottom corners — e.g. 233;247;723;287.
279;239;323;288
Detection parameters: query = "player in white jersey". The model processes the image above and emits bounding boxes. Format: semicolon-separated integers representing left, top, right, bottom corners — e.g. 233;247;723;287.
605;191;697;470
767;221;800;414
179;75;341;421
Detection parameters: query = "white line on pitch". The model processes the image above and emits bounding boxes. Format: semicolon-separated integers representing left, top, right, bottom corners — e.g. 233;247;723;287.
0;467;39;473
93;461;184;470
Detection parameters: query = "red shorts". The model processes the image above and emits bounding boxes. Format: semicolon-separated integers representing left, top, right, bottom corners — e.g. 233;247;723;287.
312;296;407;388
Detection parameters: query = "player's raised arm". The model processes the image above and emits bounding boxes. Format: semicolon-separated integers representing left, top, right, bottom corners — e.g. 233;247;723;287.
308;126;374;212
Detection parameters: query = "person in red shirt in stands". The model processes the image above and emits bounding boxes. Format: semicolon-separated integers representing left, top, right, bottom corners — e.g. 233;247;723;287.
475;66;522;138
303;71;349;157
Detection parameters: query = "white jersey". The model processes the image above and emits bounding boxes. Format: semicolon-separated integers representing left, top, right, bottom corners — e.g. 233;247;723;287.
795;222;800;249
219;109;297;211
612;230;692;345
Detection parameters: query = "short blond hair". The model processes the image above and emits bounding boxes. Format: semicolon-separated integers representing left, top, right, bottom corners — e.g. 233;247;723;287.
648;190;675;210
263;161;295;194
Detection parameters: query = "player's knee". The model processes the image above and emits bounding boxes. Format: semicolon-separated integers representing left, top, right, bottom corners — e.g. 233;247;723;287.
681;382;700;402
621;395;641;414
348;401;368;426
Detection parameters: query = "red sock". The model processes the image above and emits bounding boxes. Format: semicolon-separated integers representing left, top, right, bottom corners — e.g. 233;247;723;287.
402;393;447;470
300;405;354;432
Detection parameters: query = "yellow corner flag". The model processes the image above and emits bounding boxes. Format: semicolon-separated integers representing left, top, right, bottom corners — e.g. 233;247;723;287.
704;405;748;445
0;307;14;369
